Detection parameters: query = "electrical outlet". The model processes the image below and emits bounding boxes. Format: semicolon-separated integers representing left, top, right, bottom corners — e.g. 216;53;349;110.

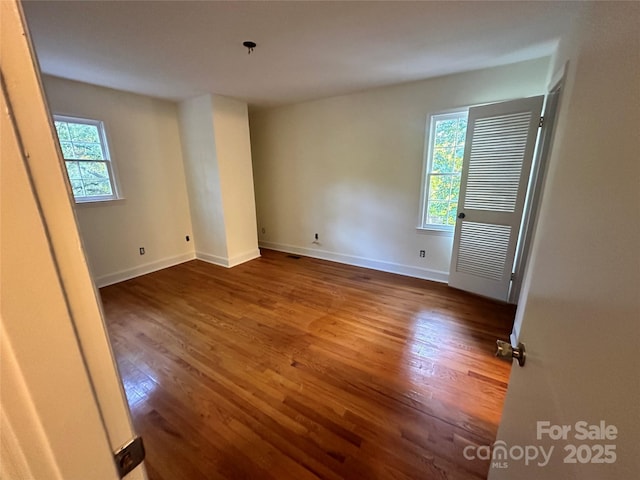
419;250;426;258
185;235;190;242
314;233;319;240
139;247;145;255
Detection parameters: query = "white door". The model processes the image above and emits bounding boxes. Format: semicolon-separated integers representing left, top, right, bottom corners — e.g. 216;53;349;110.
1;1;146;478
448;96;544;301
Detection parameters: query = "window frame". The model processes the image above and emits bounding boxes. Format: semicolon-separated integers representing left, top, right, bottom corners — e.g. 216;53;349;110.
418;108;469;233
53;114;122;204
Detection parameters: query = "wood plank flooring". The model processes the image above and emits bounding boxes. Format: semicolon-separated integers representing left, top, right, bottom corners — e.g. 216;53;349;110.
101;249;515;480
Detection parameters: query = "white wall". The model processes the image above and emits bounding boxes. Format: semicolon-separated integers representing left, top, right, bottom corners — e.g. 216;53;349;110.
250;58;550;281
212;95;260;265
179;94;260;267
179;94;229;262
492;1;640;477
43;76;195;286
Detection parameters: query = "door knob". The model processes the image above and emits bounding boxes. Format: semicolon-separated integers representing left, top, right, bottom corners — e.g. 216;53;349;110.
496;340;526;367
458;212;466;219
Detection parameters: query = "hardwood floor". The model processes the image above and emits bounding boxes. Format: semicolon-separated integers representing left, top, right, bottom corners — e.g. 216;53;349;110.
101;249;515;480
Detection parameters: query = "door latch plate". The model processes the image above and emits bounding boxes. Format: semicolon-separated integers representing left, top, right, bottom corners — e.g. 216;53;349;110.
114;436;145;478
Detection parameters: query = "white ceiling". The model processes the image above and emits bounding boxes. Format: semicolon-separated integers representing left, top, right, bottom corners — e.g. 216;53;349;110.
22;1;583;107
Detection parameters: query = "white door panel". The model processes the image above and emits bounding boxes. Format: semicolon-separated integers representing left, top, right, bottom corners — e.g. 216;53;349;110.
1;1;146;478
449;96;544;301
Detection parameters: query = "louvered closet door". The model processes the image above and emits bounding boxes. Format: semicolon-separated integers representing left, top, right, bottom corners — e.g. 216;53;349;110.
449;96;543;301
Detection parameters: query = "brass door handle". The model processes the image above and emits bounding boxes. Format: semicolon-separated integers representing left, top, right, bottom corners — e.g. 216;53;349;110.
496;340;526;367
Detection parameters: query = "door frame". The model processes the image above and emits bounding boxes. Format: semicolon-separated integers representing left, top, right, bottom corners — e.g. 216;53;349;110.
509;65;567;305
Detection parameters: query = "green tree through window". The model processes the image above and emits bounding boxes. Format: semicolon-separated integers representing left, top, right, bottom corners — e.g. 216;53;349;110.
422;111;468;228
53;115;119;202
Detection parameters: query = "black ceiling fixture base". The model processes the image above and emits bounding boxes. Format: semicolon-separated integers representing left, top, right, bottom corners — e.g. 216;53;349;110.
243;41;257;54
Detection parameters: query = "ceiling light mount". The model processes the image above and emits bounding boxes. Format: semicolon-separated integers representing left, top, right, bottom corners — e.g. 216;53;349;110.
242;41;257;55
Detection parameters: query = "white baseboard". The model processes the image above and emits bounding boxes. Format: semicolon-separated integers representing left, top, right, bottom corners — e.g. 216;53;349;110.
228;248;261;267
95;243;445;287
195;251;230;267
196;248;261;268
95;251;196;287
259;241;449;283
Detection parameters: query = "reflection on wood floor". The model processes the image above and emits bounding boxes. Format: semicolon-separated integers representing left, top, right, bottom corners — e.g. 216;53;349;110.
102;249;515;480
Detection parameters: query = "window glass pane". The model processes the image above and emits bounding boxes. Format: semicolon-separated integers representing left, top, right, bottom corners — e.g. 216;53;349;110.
429;175;453;201
455;118;468;144
434;119;458;148
79;161;110;181
54;121;105;160
446;203;458;226
69;179;86;197
433;148;456;173
60;141;75;159
65;161;81;179
427;201;448;225
454;147;465;173
83;180;113;196
68;123;101;144
451;174;462;202
72;142;104;160
422;111;467;228
54;115;118;202
54;121;71;141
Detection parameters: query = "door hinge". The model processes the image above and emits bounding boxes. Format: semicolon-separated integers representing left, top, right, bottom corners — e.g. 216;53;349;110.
114;436;145;478
539;116;544;128
511;272;516;281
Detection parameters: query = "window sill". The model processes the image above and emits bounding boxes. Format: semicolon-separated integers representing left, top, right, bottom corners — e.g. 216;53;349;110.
416;226;454;237
74;197;126;208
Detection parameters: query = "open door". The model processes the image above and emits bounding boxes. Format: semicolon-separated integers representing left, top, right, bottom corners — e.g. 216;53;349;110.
448;96;544;302
1;1;146;478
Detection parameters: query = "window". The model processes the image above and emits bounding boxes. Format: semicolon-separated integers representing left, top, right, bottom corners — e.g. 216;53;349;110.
53;115;120;202
420;110;468;230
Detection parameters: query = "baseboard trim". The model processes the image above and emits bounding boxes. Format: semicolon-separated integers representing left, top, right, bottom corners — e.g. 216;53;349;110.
196;248;261;268
95;251;196;287
228;249;261;267
195;251;230;267
95;244;446;287
259;241;449;283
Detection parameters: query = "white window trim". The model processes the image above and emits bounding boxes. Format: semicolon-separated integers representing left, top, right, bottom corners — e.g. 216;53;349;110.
53;114;123;204
418;108;468;232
